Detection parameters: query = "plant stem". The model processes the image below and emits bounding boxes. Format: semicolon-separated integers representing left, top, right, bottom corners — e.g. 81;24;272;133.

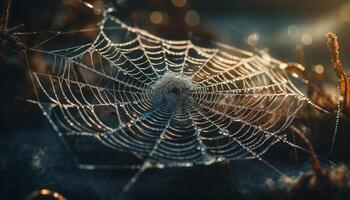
290;125;324;178
1;0;12;32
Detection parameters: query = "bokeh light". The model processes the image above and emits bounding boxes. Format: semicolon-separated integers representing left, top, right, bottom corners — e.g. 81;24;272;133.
287;25;300;38
150;11;164;24
314;64;325;74
171;0;187;7
247;33;260;46
301;34;313;45
185;10;200;26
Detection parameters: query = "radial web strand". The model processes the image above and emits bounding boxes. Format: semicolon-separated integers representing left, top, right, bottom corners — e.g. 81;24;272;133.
18;8;334;196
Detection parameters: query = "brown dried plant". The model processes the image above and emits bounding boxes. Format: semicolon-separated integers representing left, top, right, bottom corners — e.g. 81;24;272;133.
327;32;350;116
0;0;25;58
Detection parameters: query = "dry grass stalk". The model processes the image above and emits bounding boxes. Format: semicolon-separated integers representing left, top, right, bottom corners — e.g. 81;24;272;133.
327;32;350;116
290;126;324;178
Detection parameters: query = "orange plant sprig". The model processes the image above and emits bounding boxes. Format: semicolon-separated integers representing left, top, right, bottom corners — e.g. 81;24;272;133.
327;32;350;116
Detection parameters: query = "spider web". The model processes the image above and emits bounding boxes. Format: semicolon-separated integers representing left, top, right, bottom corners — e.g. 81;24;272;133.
22;6;323;195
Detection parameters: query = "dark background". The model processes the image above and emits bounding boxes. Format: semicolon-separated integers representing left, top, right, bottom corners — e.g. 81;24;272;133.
1;0;350;199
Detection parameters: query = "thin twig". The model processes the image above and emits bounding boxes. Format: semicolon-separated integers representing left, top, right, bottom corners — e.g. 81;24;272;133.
0;0;26;55
290;125;324;178
1;0;12;32
5;23;24;35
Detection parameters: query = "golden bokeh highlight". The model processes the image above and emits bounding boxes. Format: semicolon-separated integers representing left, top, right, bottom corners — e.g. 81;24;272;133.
247;33;260;46
185;10;200;26
26;188;67;200
314;64;324;74
150;11;163;24
40;189;50;195
301;34;313;45
171;0;187;7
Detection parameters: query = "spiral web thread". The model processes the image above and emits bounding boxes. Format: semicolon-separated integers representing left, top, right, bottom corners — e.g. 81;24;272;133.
26;12;311;167
23;8;321;195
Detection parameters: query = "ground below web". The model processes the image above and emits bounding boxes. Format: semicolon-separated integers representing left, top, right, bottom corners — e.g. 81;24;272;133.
1;100;350;200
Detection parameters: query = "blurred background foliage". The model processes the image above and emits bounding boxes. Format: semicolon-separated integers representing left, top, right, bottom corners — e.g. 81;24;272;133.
1;0;350;200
